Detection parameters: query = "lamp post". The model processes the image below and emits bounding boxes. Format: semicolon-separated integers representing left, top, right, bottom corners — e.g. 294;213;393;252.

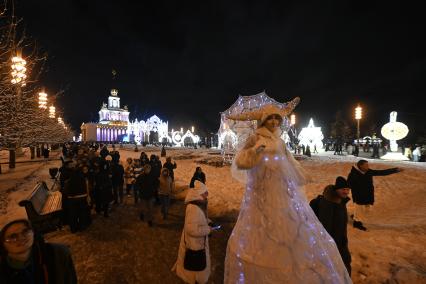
9;52;27;169
355;105;362;141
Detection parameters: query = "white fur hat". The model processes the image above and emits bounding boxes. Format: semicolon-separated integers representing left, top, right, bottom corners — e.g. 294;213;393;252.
226;97;300;125
185;181;208;203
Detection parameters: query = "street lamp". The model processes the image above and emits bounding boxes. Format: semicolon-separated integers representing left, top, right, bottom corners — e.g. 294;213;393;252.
355;105;362;140
49;105;55;118
191;126;195;133
38;91;47;109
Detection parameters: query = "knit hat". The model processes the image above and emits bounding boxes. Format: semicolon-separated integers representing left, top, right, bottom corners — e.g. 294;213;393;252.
334;176;349;190
226;97;300;125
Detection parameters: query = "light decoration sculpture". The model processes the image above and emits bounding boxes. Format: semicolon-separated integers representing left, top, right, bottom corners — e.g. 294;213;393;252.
218;91;290;151
127;115;172;144
38;92;48;109
11;55;27;86
380;111;409;160
49;106;56;118
171;129;200;147
298;118;324;150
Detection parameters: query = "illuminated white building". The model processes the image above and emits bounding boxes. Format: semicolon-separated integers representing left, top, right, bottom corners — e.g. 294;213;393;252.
81;88;199;146
81;89;129;142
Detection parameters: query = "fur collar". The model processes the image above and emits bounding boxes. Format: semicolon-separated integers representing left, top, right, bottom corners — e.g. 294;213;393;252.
255;127;281;139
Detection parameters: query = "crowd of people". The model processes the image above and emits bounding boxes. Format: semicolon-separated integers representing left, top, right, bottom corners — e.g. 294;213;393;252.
0;131;405;283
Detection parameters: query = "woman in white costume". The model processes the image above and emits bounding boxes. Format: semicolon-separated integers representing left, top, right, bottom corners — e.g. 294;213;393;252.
224;97;352;283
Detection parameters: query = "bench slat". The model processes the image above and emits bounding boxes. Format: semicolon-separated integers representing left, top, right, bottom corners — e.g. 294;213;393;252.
40;192;62;215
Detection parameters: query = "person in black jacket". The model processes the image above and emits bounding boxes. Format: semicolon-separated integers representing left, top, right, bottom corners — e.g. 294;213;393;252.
63;168;91;233
0;219;77;284
134;164;159;227
99;145;109;159
163;157;177;181
110;161;125;204
189;167;206;188
347;159;402;231
93;161;113;217
310;177;352;275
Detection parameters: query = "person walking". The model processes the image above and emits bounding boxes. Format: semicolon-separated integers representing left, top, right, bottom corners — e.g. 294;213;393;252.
172;185;212;284
347;159;402;231
158;168;173;219
134;164;159;227
0;219;77;283
310;177;352;275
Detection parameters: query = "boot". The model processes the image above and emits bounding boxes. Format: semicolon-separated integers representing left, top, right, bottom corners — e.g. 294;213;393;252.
353;220;367;231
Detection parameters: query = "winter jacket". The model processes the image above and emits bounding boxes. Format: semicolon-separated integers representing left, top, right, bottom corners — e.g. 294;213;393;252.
63;170;87;197
310;188;351;275
158;175;173;196
347;166;398;205
172;203;211;284
124;163;135;185
163;161;177;179
0;242;77;284
190;172;206;188
134;173;159;200
110;163;124;186
94;171;113;203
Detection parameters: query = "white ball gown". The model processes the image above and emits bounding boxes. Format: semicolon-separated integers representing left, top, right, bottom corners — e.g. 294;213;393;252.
224;127;352;283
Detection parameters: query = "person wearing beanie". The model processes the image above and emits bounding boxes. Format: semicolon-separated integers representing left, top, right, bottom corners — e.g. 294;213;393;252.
310;176;352;276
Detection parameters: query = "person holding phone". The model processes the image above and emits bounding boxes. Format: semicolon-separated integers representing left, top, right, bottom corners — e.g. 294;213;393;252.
172;182;213;284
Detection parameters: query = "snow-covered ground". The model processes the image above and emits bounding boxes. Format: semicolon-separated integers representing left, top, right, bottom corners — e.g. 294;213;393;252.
1;147;425;283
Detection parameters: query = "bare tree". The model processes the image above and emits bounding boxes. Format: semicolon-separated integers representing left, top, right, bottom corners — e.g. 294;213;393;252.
0;1;72;167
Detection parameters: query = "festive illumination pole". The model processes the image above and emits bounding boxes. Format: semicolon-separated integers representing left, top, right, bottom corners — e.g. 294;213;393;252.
9;52;27;168
355;105;362;140
49;105;56;118
38;91;47;109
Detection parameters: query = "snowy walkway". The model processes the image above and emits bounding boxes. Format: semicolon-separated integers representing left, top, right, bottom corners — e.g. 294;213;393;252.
0;147;425;283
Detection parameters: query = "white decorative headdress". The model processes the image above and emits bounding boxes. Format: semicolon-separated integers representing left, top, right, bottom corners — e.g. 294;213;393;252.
226;97;300;125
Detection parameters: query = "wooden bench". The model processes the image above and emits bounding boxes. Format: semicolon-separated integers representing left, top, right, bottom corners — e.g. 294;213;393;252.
19;181;63;234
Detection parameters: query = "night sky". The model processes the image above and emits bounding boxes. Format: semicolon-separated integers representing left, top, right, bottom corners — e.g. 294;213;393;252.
16;1;426;141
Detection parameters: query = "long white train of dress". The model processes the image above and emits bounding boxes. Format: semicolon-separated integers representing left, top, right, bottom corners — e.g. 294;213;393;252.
224;131;352;283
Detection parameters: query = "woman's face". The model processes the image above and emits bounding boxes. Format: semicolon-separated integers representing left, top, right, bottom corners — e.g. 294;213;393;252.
263;114;282;132
3;223;34;255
